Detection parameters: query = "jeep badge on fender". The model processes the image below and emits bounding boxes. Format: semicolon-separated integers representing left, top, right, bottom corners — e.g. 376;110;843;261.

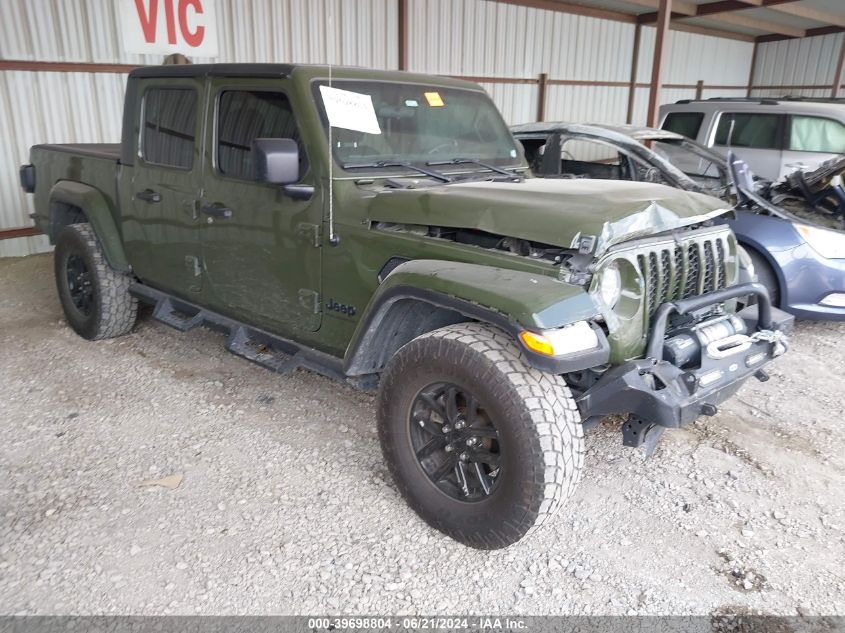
326;299;356;317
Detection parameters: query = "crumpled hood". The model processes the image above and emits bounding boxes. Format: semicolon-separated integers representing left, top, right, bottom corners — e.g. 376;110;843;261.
367;177;731;255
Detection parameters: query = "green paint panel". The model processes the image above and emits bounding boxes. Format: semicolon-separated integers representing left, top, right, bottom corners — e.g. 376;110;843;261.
377;259;598;330
26;64;742;374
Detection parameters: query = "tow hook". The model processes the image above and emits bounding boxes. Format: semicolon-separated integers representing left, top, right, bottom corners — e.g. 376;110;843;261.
623;415;666;459
700;403;718;416
755;369;770;382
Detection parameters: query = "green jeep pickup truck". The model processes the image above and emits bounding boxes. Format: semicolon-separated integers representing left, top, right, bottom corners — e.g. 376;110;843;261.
20;63;792;549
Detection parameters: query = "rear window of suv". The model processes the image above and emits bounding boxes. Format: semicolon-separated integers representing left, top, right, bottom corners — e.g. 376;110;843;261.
714;113;782;149
662;112;704;139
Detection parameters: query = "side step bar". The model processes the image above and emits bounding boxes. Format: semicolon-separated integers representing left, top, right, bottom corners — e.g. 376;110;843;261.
152;297;204;331
128;284;370;387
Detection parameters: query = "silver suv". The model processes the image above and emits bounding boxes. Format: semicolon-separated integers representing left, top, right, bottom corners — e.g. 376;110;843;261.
659;97;845;181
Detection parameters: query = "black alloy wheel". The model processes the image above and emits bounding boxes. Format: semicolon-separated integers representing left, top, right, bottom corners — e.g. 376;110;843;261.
409;382;501;502
65;254;95;317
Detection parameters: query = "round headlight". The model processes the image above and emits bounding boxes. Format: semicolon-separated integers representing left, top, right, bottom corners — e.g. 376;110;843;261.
598;261;622;308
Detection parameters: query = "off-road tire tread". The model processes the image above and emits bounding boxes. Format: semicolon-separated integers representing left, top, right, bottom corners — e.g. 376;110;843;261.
378;322;584;549
55;223;137;340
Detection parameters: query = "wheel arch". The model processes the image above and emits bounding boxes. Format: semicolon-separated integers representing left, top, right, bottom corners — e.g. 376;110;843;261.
343;259;603;377
736;238;785;306
49;181;130;273
344;286;514;377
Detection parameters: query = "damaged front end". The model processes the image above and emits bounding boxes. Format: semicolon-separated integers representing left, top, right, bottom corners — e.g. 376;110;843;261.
577;283;792;455
367;176;792;453
564;220;793;455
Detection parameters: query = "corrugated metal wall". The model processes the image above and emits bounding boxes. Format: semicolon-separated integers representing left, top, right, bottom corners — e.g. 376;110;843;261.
2;0;754;256
408;0;636;124
408;3;753;126
0;0;398;66
0;0;397;257
629;26;753;127
751;32;844;98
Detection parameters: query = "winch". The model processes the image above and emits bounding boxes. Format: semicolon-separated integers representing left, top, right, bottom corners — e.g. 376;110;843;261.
662;314;747;368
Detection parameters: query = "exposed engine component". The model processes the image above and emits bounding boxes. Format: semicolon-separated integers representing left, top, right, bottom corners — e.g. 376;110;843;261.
427;226;571;264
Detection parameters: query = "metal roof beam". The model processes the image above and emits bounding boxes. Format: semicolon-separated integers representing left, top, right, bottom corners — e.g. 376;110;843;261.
618;0;696;16
757;25;845;42
491;0;755;40
639;0;806;38
490;0;635;23
766;3;845;29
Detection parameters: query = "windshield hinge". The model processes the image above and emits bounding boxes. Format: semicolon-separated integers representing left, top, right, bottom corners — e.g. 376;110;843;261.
298;289;321;314
297;222;322;248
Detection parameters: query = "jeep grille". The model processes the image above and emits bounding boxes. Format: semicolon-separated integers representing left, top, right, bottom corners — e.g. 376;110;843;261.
636;233;731;317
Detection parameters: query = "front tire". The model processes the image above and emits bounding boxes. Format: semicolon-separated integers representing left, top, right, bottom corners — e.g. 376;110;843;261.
54;223;137;340
377;322;584;549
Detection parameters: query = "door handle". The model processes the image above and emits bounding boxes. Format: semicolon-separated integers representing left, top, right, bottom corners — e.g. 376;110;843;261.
136;189;162;203
201;203;233;219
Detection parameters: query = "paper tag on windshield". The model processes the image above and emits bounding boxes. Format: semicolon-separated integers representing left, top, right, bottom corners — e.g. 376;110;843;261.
320;86;381;135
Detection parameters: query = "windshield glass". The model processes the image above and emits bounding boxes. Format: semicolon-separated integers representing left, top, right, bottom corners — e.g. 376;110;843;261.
651;139;728;189
313;80;521;171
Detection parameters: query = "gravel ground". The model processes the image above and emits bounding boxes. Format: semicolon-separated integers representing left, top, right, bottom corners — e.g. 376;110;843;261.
1;253;844;616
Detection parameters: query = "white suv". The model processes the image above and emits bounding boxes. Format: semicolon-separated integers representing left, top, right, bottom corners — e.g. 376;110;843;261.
659;98;845;181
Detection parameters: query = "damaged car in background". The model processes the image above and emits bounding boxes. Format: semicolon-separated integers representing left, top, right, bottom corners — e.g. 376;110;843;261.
766;154;845;231
512;122;845;320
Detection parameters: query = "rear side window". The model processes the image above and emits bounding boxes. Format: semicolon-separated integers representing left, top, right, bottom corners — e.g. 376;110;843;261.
142;88;198;169
714;113;781;149
789;116;845;153
216;90;302;180
662;112;704;139
561;138;619;164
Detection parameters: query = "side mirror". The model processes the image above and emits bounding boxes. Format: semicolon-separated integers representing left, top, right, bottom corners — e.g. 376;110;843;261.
253;138;300;185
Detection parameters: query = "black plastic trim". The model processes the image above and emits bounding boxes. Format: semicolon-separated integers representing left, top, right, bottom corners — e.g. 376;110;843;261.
19;164;35;193
128;283;359;386
344;285;608;376
578;303;794;434
129;64;295;79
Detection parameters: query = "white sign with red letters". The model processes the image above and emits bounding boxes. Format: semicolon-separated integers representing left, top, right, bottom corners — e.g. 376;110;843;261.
118;0;219;57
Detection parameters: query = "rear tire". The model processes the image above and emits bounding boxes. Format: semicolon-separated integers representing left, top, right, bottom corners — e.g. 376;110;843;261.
54;223;137;340
377;322;584;549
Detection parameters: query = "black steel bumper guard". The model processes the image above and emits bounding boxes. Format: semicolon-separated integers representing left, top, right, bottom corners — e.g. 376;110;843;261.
577;282;794;448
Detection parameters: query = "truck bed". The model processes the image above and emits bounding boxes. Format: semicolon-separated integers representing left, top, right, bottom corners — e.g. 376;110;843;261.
33;143;121;161
28;144;123;241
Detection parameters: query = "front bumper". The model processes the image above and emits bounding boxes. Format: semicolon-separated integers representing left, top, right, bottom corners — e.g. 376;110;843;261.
577;283;794;446
777;242;845;320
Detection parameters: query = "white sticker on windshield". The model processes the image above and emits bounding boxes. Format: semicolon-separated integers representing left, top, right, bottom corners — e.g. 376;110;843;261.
320;85;381;135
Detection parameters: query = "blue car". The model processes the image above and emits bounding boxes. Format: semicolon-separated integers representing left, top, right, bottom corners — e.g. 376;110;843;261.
511;122;845;320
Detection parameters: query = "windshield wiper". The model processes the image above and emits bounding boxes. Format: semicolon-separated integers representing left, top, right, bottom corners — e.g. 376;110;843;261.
342;160;452;183
426;158;522;180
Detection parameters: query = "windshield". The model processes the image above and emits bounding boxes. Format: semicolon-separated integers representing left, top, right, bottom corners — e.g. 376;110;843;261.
313;80;521;172
650;139;728;190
